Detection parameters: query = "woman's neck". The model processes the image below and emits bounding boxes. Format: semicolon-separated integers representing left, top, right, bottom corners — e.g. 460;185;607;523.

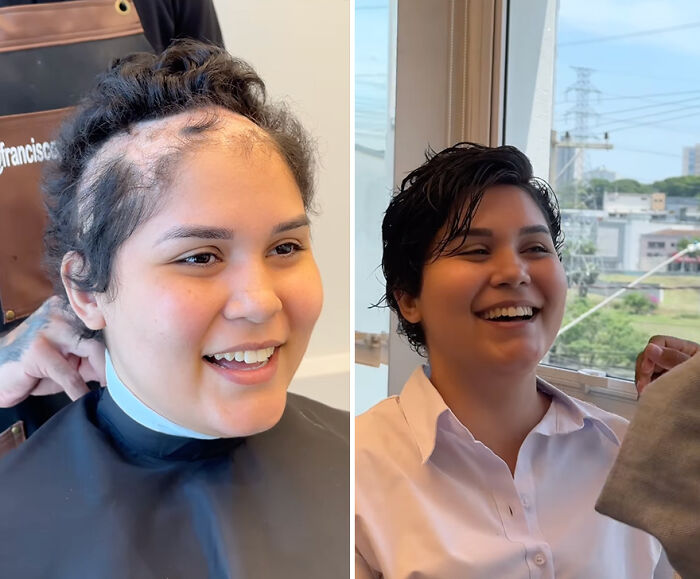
429;360;551;475
105;350;219;440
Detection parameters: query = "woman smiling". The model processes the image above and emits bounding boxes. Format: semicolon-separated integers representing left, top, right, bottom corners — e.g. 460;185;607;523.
355;143;669;578
0;41;348;578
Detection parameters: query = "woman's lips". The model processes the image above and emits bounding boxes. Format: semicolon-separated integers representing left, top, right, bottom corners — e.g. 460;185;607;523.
203;347;280;386
477;309;540;328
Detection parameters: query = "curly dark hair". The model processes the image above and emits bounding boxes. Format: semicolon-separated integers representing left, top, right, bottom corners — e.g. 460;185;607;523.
44;39;315;341
381;142;564;355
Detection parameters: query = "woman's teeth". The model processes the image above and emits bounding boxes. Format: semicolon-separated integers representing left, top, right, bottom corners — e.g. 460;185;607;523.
212;347;275;364
482;305;534;320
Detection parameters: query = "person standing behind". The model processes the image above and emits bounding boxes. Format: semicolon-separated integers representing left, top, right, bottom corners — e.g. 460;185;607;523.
0;0;223;444
0;0;223;53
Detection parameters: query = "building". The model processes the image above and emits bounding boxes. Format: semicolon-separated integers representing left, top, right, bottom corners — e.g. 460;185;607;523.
555;145;584;190
682;144;700;176
603;191;665;215
665;195;700;221
596;217;687;271
639;228;700;271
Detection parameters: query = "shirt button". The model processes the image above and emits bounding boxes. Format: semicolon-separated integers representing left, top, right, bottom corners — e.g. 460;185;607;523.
521;495;530;508
534;552;547;566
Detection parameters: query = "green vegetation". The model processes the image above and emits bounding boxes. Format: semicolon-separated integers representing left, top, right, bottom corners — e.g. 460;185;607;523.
615;292;658;315
550;273;700;379
678;237;700;257
551;297;647;376
651;176;700;198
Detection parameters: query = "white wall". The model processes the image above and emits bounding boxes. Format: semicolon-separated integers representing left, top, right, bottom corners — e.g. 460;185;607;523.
213;0;350;410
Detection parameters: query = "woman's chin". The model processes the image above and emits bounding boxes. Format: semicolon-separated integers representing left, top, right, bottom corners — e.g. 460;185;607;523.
481;347;544;376
206;393;288;438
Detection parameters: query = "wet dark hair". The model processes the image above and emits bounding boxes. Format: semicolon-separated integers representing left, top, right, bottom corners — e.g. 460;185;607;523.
381;142;563;355
44;39;315;341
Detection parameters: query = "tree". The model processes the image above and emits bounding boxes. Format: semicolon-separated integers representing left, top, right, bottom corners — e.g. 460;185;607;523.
551;298;647;372
611;178;652;194
617;292;657;315
678;237;700;257
652;176;700;198
563;242;599;297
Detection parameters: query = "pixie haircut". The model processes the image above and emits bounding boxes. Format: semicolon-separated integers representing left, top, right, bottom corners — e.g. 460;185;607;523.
44;40;314;341
382;142;564;355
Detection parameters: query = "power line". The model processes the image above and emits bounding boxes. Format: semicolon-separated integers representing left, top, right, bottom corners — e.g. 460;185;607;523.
595;89;700;102
585;284;700;290
589;104;700;130
613;147;682;159
557;90;700;108
558;21;700;47
598;95;700;117
606;110;700;133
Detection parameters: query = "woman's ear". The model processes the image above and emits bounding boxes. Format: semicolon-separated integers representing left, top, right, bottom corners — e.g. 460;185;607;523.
61;252;106;331
394;290;422;324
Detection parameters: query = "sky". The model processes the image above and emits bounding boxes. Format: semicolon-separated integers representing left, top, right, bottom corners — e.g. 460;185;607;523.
354;0;700;183
555;0;700;183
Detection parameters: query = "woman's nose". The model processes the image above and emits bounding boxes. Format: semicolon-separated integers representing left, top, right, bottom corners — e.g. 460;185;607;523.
222;265;283;323
489;249;531;287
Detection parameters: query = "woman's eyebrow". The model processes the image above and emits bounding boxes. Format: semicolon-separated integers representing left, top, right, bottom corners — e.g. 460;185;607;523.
156;225;233;244
155;216;310;245
466;225;550;237
520;225;550;235
272;215;310;234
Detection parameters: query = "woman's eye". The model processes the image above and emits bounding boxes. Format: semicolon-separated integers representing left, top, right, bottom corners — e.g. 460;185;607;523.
272;242;302;256
459;248;489;256
180;252;219;265
526;245;550;254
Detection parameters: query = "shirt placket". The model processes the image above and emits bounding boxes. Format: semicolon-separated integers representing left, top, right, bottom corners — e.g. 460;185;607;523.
514;436;555;579
475;441;555;579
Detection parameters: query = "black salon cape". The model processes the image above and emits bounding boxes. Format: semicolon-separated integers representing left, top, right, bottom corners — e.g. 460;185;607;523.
0;389;349;578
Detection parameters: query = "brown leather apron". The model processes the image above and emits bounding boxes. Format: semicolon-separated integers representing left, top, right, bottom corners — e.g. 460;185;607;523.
0;0;152;452
0;0;151;332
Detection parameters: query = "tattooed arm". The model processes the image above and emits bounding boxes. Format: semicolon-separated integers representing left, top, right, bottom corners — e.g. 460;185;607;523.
0;297;105;407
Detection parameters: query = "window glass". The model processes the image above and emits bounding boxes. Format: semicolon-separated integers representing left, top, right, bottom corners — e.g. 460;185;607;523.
508;0;700;380
355;0;396;412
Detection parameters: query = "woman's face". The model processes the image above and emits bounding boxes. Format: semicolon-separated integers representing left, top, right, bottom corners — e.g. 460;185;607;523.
78;117;322;437
398;185;567;378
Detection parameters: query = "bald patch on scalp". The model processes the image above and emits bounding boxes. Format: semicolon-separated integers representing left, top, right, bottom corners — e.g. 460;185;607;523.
83;107;277;191
75;107;282;236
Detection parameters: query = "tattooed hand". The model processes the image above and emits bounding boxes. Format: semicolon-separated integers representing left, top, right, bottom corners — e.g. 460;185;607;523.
0;297;106;407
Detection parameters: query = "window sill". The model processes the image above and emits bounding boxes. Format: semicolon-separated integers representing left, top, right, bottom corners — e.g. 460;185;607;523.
537;364;639;419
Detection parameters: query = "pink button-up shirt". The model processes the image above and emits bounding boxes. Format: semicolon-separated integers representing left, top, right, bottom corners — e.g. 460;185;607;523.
356;366;670;579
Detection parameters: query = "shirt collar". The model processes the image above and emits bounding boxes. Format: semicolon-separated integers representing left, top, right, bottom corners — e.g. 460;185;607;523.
398;365;622;464
398;366;452;464
105;349;219;440
531;376;622;446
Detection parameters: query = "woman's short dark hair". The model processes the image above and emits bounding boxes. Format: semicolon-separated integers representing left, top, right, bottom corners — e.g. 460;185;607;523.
381;141;564;355
44;39;315;341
